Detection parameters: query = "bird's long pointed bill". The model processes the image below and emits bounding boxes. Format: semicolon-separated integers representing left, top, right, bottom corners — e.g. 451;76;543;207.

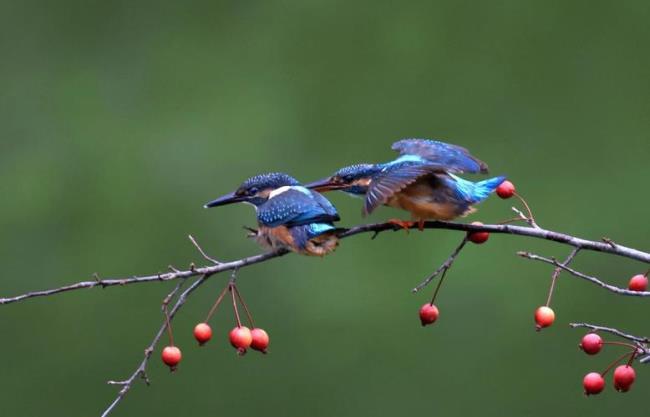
304;178;344;192
203;192;246;208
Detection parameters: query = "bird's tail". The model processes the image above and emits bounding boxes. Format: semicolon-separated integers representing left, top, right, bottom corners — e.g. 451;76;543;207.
470;176;506;203
290;223;340;256
290;223;336;249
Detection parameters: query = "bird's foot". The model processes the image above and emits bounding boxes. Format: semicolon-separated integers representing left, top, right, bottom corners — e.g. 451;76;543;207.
387;218;415;232
417;219;425;231
243;226;258;238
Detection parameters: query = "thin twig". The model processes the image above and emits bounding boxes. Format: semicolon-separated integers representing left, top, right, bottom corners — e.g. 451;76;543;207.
0;249;288;305
519;252;650;297
412;237;468;293
569;323;650;344
188;235;221;265
100;276;208;417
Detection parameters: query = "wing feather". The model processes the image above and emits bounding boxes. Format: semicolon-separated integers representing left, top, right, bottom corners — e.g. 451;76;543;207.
363;164;440;216
258;189;339;227
391;138;488;174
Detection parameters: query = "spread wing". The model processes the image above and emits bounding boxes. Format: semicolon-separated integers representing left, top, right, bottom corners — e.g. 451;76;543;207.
364;164;441;216
392;139;488;174
258;189;340;227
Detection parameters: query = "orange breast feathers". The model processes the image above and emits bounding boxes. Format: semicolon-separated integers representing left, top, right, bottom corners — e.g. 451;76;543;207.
256;225;295;250
386;182;468;221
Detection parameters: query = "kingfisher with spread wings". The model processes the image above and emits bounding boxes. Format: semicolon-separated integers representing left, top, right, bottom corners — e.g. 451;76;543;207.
204;173;340;256
306;139;505;229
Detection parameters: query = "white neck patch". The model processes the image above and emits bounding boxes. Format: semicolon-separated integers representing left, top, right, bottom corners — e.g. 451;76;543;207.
269;186;293;199
269;185;311;199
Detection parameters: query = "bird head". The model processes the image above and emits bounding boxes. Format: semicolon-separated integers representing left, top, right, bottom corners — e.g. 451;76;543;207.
204;172;300;208
306;164;380;196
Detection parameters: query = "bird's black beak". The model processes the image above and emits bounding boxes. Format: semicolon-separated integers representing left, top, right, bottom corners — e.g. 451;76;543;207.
203;192;247;208
305;177;346;192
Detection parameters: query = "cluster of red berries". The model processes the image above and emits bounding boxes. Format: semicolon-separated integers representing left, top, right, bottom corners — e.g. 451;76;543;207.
579;332;639;395
227;325;269;354
161;281;270;371
420;179;644;396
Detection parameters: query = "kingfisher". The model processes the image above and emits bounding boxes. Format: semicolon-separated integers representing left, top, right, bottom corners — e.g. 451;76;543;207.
204;173;341;256
306;139;506;229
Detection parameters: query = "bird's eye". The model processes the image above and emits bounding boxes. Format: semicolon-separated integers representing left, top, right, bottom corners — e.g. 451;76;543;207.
249;187;259;195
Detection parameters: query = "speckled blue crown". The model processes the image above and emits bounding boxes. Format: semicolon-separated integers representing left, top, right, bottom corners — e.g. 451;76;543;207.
239;172;300;191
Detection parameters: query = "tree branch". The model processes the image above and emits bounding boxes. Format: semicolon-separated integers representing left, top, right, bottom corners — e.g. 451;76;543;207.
569;322;650;364
519;252;650;297
569;322;649;344
1;220;647;306
0;249;288;305
0;219;647;415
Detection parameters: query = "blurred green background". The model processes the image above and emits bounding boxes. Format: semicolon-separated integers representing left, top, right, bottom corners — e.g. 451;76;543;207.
1;1;648;416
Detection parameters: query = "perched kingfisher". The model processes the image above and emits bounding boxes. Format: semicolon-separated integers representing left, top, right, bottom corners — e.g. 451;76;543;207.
306;139;506;229
204;173;340;256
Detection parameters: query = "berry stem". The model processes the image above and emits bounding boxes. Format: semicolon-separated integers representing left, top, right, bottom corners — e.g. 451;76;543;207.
513;192;537;227
203;283;230;323
601;350;636;376
429;267;448;305
230;283;243;327
545;248;580;307
233;285;256;329
602;341;639;350
544;270;558;307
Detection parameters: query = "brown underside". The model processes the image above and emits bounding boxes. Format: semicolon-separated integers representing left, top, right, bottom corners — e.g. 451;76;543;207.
385;180;474;221
256;226;338;256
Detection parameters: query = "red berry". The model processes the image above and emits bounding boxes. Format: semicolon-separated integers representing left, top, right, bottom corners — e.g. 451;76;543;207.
419;303;439;326
229;326;253;354
250;328;270;353
193;322;212;345
580;333;603;355
628;274;648;292
583;372;605;395
161;346;182;370
534;306;555;330
613;365;636;392
496;180;515;199
467;221;489;244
